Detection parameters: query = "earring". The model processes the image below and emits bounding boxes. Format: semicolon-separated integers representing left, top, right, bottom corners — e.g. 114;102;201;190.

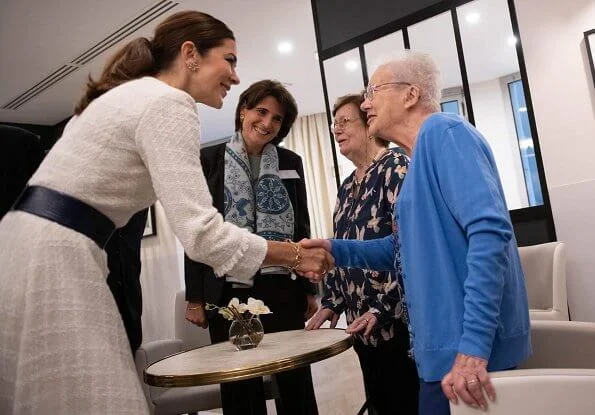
186;61;199;72
240;115;245;121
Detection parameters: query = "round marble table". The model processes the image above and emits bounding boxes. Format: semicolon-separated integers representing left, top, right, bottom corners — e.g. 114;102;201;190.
144;328;353;387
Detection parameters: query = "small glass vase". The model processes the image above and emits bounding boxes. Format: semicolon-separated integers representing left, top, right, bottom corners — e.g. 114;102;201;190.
228;315;264;351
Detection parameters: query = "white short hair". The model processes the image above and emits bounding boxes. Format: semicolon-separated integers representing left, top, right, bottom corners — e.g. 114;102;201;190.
381;50;442;112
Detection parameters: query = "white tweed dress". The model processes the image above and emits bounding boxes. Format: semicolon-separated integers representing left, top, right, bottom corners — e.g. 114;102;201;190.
0;77;267;414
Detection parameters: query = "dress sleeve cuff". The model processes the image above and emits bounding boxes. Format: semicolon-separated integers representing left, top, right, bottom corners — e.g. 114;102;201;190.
213;231;267;280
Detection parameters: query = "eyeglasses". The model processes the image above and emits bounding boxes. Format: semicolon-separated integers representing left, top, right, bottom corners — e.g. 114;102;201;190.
364;82;411;101
332;116;356;131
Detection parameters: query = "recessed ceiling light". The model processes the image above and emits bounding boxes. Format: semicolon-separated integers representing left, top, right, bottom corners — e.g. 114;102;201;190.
345;60;359;71
277;41;293;54
465;12;480;24
508;35;517;46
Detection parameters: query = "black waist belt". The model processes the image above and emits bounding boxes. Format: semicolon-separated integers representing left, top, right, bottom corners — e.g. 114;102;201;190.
12;185;115;249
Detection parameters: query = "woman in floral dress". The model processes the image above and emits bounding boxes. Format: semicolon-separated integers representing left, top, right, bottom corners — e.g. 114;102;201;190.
306;93;419;414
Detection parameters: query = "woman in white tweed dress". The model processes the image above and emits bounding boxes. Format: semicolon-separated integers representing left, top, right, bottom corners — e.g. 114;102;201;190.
0;11;332;414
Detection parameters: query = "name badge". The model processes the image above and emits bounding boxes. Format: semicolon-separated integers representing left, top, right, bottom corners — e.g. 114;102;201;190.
278;170;300;179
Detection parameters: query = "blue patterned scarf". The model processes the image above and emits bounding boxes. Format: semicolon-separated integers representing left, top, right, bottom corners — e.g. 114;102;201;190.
224;132;294;284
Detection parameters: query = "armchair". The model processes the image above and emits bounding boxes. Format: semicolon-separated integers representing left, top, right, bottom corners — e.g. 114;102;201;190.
134;340;220;415
518;242;569;320
451;320;595;414
450;369;595;415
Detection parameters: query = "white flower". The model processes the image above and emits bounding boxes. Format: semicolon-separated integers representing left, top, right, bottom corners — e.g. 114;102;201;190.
227;297;248;313
247;297;272;315
219;308;235;320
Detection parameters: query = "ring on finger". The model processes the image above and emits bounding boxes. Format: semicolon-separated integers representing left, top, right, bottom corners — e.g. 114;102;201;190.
466;378;479;385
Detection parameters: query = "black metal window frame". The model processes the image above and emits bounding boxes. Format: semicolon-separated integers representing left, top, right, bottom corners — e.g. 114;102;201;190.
585;29;595;88
310;0;556;243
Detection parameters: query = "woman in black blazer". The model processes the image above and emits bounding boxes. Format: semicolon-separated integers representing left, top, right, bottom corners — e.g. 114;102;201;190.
184;80;319;415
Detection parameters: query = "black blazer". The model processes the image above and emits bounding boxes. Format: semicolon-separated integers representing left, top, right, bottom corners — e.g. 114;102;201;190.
0;125;44;218
106;208;148;354
184;143;315;306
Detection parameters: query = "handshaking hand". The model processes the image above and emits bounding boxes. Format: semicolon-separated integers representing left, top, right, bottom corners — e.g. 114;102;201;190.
263;240;334;283
299;238;332;252
298;239;335;282
297;239;333;282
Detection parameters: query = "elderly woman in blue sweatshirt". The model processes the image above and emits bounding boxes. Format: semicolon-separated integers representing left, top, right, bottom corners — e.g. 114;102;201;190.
303;51;531;415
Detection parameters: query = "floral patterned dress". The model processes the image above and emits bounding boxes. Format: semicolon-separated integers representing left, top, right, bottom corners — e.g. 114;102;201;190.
322;149;409;346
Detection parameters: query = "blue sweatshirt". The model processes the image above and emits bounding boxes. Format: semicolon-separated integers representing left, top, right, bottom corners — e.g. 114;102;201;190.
331;113;531;382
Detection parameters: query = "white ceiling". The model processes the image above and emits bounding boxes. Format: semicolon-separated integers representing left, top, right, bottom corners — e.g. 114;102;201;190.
0;0;325;141
0;0;521;142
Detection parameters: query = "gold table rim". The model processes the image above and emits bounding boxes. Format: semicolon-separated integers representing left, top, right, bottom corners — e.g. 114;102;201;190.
144;329;354;387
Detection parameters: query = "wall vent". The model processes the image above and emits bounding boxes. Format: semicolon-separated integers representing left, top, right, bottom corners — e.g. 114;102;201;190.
2;0;178;110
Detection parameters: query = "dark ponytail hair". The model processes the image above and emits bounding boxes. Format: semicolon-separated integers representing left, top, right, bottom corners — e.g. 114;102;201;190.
75;11;234;114
74;38;154;114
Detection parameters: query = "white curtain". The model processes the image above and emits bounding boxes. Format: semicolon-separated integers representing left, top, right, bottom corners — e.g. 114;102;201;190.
284;112;338;239
139;201;182;343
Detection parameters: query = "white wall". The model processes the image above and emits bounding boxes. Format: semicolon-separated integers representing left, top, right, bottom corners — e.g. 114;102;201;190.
471;76;528;210
515;0;595;321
